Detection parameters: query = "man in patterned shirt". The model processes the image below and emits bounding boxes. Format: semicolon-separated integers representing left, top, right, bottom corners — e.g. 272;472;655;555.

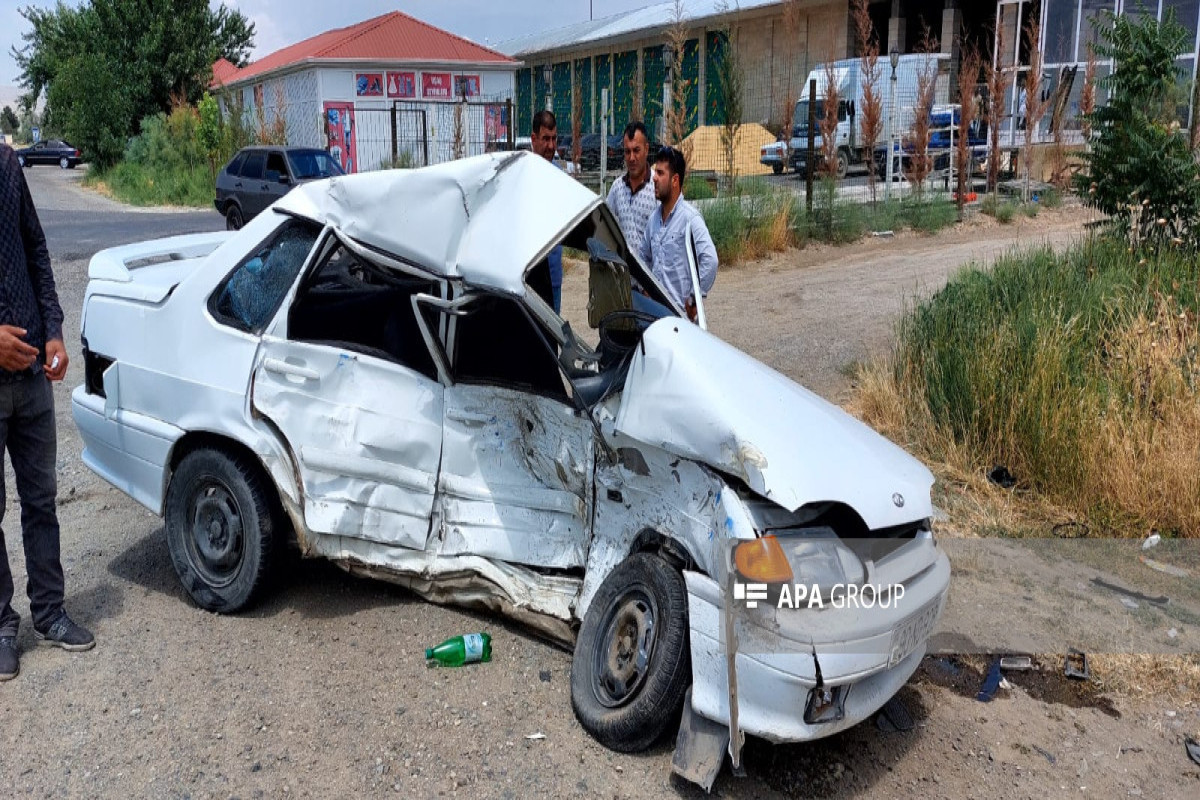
605;121;657;259
0;144;95;682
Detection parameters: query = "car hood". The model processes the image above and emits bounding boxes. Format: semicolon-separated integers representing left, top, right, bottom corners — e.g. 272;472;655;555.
612;320;934;529
275;151;600;295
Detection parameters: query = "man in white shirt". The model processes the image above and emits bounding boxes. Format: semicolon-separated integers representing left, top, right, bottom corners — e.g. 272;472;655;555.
605;121;657;258
639;146;718;323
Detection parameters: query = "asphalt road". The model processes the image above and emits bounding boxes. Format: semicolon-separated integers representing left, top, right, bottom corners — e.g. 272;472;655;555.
27;167;223;263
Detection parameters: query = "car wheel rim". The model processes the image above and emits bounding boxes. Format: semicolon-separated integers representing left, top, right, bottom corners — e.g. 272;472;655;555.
592;587;657;708
186;479;244;587
60;158;68;168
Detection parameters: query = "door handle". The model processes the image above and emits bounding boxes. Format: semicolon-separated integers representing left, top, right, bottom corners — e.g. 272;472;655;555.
235;181;243;188
263;358;320;381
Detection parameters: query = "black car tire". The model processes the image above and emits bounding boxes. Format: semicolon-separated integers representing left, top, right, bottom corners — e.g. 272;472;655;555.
225;203;244;231
773;163;784;175
17;155;26;168
836;149;850;180
570;552;691;752
59;157;70;169
165;447;281;612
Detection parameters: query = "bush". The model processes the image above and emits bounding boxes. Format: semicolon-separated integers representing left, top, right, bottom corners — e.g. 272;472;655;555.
862;238;1200;535
683;175;715;199
1077;9;1200;247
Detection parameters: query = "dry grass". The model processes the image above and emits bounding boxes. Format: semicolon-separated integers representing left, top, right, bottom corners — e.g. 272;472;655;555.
849;243;1200;538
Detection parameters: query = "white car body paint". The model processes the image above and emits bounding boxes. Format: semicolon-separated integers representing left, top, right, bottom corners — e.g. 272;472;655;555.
72;151;948;747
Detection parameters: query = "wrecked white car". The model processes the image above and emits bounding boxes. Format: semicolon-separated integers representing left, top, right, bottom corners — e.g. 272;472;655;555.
72;152;948;773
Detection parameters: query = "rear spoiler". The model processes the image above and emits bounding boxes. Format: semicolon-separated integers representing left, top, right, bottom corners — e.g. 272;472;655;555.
88;232;232;283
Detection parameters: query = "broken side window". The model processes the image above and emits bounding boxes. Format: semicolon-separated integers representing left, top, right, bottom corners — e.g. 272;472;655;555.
450;293;570;403
287;239;441;381
210;219;321;333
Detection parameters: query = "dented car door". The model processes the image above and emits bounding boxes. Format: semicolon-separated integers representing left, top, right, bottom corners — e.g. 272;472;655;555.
251;340;444;551
436;384;594;568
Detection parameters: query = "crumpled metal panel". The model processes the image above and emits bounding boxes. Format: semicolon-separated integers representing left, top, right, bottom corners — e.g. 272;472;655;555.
252;341;443;551
614;319;935;528
437;385;593;569
308;533;580;644
274;151;601;295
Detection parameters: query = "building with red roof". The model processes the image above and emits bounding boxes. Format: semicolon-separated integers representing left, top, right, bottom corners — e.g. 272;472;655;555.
212;11;520;173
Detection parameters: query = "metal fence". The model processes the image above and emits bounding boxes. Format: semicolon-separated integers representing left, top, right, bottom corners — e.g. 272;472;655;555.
241;58;1090;210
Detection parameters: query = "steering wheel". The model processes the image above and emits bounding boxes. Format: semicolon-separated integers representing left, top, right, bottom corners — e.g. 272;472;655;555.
597;309;660;357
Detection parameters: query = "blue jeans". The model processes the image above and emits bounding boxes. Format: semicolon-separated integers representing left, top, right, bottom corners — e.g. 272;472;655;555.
0;372;65;636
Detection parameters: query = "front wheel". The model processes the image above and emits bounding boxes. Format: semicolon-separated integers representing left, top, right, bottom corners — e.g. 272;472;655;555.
570;552;691;752
165;447;281;612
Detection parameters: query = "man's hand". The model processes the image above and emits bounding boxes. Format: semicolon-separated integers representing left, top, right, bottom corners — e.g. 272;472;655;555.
44;338;68;382
685;297;698;324
0;325;39;372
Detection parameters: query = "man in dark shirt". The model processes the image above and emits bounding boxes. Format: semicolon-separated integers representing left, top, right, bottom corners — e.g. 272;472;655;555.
0;143;95;682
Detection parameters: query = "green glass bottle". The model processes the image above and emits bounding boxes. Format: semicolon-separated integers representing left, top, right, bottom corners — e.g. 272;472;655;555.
425;632;492;667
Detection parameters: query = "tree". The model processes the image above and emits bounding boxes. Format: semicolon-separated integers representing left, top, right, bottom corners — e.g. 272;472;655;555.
852;0;883;205
714;2;744;190
12;0;254;142
47;52;133;167
0;106;18;136
956;44;983;220
985;23;1013;194
1077;9;1199;247
197;93;222;180
1020;16;1047;202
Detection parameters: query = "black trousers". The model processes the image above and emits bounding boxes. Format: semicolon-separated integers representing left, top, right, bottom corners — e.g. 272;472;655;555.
0;371;65;636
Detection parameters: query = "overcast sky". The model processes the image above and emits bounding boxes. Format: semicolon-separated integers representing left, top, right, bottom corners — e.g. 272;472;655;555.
2;0;657;89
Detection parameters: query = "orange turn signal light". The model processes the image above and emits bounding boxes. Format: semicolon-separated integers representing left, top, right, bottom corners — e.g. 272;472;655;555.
734;536;794;583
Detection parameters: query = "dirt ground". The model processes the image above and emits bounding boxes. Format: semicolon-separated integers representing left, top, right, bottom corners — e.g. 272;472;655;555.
2;172;1197;798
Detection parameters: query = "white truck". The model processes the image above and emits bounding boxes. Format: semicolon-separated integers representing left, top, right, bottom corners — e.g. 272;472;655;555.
789;53;948;178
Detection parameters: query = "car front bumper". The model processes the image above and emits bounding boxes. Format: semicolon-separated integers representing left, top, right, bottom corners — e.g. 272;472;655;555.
683;548;950;743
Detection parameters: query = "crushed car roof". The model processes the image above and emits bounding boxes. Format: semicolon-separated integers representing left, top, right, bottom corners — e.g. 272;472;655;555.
275;151;601;294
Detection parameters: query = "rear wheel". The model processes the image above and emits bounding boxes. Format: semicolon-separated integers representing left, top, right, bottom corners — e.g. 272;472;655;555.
59;156;70;169
165;447;281;612
225;203;244;231
570;553;691;752
772;163;784;175
17;155;26;168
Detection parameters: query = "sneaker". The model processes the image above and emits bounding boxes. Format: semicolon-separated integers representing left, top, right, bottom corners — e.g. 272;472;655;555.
34;611;95;652
0;636;17;680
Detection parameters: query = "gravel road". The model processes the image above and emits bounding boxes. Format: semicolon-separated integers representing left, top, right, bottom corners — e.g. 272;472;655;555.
1;167;1196;799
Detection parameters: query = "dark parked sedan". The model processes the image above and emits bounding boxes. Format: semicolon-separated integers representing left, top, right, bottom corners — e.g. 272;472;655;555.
215;145;343;230
16;139;82;169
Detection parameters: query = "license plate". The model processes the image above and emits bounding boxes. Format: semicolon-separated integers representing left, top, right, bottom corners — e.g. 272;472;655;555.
888;593;944;668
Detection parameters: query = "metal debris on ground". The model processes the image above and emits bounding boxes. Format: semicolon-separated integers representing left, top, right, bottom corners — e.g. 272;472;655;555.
875;694;915;733
1090;577;1169;607
1032;745;1057;765
1000;655;1033;671
976;659;1004;702
1139;556;1192;579
1064;648;1090;681
1142;533;1161;550
525;732;546;741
